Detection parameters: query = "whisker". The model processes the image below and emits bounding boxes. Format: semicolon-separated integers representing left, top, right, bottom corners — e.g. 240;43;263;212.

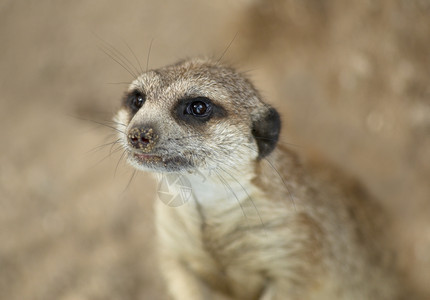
146;38;154;72
123;168;137;194
110;137;125;154
97;45;137;79
122;39;144;74
108;120;127;127
212;169;247;219
115;150;128;178
242;144;297;211
95;34;141;77
218;32;239;62
253;135;302;149
71;115;125;134
87;138;122;154
89;144;126;170
238;69;257;76
216;165;267;235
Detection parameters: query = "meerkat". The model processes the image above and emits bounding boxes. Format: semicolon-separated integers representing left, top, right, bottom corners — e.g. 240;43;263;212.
114;58;404;300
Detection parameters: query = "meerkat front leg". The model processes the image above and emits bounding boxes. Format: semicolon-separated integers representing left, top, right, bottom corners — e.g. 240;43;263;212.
160;257;213;300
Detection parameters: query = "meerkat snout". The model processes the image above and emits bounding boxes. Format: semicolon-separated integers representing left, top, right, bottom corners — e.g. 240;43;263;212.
127;126;158;152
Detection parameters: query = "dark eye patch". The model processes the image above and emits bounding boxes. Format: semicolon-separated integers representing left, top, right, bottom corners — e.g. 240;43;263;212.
122;90;146;114
174;97;227;125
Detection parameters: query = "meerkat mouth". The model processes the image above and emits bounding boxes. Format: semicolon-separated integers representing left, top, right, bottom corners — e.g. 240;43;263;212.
130;151;192;172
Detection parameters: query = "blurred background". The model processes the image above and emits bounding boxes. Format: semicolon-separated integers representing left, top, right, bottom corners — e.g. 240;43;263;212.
0;0;429;299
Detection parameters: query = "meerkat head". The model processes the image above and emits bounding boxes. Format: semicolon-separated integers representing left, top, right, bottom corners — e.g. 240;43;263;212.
114;58;280;173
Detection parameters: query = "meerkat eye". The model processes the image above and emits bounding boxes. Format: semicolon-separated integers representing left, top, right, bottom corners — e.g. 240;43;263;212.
186;98;212;117
191;101;207;115
127;91;146;112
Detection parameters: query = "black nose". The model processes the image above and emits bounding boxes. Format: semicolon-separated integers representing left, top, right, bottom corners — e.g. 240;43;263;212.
127;127;158;151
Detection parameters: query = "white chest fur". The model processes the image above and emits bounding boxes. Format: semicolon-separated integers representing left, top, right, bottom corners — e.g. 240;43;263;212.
155;169;265;227
154;169;272;297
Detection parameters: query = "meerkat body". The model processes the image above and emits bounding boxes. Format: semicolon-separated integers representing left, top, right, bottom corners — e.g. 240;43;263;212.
115;58;402;299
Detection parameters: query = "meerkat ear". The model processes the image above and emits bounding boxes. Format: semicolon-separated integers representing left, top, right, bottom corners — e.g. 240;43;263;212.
251;107;281;159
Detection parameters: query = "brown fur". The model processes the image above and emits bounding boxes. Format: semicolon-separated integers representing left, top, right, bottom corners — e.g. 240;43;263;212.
115;58;404;299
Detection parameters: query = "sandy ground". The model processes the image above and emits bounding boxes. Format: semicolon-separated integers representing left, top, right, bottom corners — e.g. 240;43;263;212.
0;0;429;299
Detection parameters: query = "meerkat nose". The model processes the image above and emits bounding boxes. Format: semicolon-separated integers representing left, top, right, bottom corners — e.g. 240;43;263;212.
128;126;158;152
